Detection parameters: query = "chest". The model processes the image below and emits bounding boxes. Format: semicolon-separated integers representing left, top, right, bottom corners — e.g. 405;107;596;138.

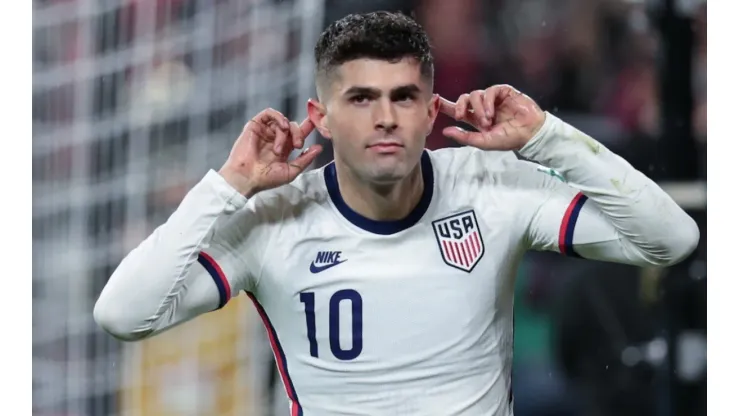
256;207;522;321
250;206;523;366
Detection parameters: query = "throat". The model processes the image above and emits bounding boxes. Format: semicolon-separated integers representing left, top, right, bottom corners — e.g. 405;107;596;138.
324;151;435;235
337;165;425;222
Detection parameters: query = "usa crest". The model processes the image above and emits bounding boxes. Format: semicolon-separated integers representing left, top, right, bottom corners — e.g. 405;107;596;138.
432;210;485;272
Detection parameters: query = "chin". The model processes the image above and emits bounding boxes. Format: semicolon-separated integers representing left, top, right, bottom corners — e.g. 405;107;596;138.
369;173;406;185
366;165;412;185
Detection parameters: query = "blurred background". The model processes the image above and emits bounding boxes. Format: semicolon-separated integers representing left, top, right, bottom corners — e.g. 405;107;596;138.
32;0;707;415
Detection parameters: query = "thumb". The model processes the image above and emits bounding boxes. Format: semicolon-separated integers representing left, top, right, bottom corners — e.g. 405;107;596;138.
438;96;457;118
442;126;482;147
288;144;323;177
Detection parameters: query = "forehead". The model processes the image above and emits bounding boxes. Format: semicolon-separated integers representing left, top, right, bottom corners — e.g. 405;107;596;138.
331;58;427;92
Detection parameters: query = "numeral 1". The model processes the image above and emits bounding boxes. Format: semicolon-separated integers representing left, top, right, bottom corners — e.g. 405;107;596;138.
300;289;363;360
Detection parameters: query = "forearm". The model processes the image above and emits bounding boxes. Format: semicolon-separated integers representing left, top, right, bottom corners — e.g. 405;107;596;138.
520;113;700;266
94;170;247;341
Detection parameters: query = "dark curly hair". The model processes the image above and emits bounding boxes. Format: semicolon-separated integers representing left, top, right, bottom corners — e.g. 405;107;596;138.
314;11;434;96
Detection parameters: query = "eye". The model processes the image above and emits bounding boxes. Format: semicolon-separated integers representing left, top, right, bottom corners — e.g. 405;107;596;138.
349;94;371;104
394;93;415;103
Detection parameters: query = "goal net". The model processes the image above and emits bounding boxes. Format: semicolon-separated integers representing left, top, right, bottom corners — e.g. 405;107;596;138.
32;0;324;414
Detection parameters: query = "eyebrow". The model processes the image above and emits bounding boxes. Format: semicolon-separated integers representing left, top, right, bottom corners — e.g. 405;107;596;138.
390;84;422;98
343;84;422;98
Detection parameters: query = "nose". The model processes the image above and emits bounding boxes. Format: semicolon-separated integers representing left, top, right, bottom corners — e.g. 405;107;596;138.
374;99;398;133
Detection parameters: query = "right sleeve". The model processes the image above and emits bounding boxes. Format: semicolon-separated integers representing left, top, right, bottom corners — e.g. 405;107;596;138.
94;169;268;341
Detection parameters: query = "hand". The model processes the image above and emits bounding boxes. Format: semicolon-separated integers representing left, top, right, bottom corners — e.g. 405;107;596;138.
218;108;323;197
438;85;546;151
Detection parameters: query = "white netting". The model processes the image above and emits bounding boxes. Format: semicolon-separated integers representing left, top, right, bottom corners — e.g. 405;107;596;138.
32;0;324;414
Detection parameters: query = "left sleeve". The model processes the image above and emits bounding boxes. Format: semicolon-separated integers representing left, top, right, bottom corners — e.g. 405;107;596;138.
517;112;700;267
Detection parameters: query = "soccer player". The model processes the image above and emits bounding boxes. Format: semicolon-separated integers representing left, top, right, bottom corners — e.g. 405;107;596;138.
94;11;699;416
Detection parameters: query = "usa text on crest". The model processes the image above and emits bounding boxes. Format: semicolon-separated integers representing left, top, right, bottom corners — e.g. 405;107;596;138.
432;210;485;272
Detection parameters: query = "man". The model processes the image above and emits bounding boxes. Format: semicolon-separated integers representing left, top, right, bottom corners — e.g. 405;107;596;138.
94;11;699;416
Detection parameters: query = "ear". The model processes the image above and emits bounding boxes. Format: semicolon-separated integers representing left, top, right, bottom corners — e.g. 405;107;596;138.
426;94;442;136
307;98;332;139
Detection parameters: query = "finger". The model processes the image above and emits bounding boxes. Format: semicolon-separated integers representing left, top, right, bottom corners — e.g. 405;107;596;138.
442;126;486;148
438;96;457;117
288;144;323;177
244;118;271;139
483;87;497;119
454;94;470;121
493;84;520;108
289;121;304;149
273;125;288;156
469;90;489;127
298;117;315;140
254;108;290;130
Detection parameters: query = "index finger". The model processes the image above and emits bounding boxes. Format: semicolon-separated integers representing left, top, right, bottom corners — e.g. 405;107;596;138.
438;96;457;117
298;117;315;139
253;108;289;130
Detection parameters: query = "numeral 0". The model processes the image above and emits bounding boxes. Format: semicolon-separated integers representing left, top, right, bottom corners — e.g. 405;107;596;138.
299;289;363;361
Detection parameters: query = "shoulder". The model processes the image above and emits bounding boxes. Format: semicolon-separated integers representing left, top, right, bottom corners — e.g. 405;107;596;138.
246;165;331;223
427;146;553;188
211;166;331;253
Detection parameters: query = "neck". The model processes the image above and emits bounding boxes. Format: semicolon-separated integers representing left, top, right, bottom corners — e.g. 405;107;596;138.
335;161;425;222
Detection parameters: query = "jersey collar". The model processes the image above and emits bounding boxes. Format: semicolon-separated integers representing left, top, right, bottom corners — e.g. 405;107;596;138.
323;151;435;235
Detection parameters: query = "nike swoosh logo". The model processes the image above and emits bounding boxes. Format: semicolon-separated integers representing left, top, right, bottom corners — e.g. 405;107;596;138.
309;259;347;273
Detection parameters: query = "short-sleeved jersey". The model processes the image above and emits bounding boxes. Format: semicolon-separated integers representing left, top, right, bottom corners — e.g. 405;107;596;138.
203;146;585;416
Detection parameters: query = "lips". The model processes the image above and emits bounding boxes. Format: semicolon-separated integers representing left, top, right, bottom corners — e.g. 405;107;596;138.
367;142;403;154
367;141;403;149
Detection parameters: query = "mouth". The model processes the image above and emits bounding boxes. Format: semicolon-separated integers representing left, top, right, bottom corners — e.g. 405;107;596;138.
367;141;404;153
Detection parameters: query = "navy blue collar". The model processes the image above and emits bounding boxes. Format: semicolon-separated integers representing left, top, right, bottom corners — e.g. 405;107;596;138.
323;151;435;235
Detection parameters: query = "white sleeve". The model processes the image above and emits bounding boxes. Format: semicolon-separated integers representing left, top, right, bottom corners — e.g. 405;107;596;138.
516;112;700;267
94;170;268;341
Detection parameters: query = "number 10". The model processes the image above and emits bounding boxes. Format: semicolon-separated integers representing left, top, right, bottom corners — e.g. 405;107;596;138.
299;289;363;361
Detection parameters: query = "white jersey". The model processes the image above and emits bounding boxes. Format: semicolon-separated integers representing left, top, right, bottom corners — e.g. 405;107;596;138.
94;113;700;416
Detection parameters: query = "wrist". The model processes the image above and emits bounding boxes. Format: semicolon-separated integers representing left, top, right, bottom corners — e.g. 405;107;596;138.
217;167;258;198
518;112;557;160
520;113;547;149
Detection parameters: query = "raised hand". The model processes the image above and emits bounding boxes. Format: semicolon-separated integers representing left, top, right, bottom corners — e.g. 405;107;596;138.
218;108;323;197
438;85;546;151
